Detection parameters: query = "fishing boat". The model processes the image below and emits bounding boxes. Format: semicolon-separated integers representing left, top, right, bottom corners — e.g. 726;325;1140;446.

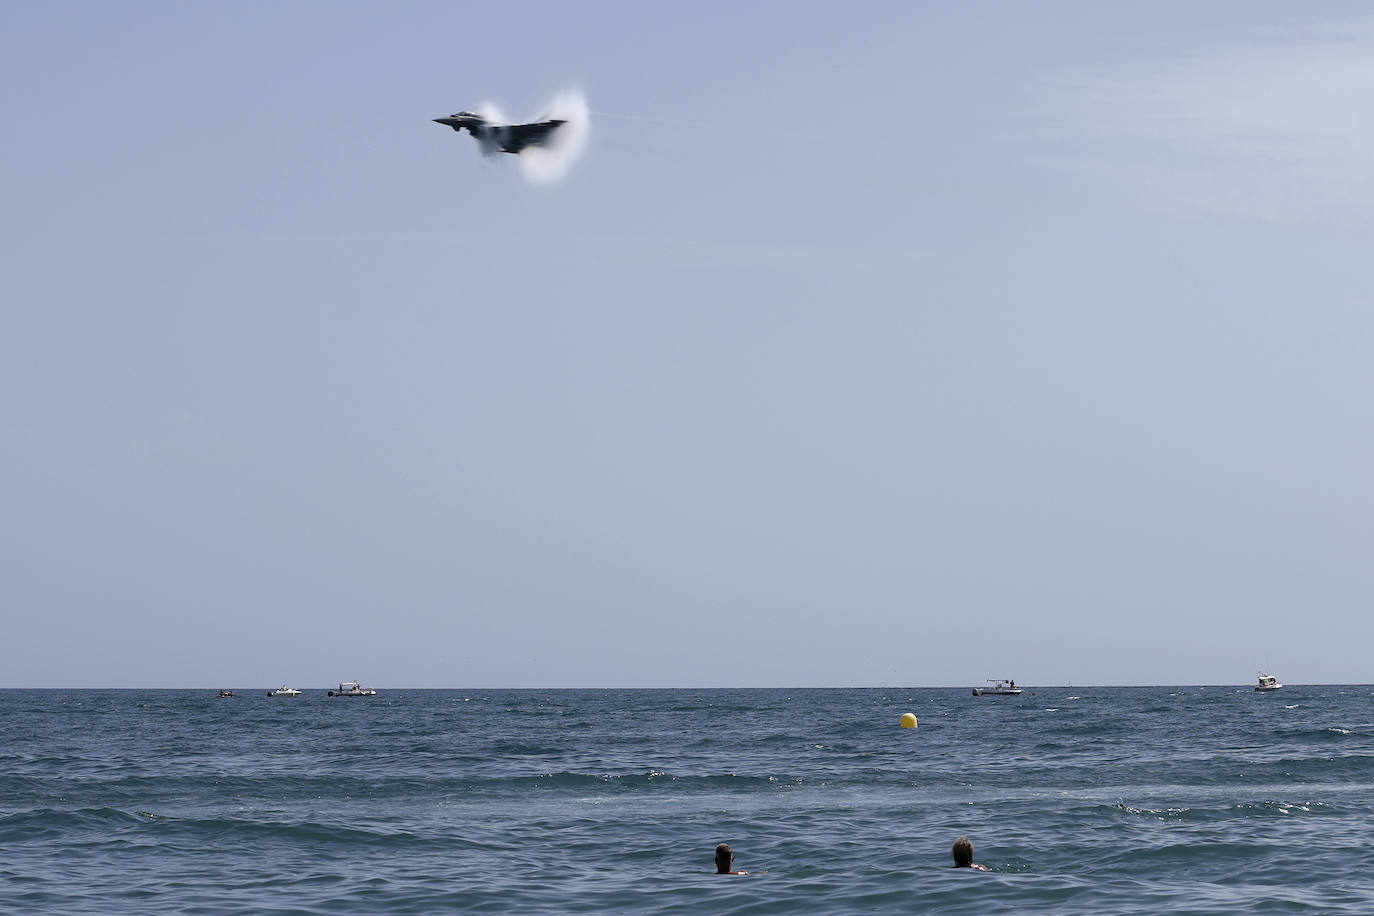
267;685;302;697
328;680;377;697
972;679;1023;696
217;690;238;698
1255;673;1282;692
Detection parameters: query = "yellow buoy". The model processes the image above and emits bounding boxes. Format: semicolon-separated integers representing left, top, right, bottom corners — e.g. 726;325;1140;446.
899;712;918;729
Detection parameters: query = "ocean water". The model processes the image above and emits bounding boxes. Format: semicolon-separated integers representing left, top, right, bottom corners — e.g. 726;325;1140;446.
3;686;1373;913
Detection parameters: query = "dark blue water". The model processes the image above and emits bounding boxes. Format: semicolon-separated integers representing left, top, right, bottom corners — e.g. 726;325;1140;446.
3;687;1373;913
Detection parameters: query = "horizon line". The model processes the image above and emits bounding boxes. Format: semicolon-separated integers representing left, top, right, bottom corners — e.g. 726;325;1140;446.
0;683;1366;691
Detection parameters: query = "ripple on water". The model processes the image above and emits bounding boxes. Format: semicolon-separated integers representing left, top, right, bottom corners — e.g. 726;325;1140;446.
4;687;1374;914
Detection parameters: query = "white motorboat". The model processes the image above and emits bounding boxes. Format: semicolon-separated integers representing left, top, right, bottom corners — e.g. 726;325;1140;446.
328;680;377;697
267;685;302;697
972;679;1023;696
1255;673;1282;692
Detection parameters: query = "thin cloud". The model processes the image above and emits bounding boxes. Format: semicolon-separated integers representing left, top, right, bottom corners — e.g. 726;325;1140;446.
1032;18;1374;222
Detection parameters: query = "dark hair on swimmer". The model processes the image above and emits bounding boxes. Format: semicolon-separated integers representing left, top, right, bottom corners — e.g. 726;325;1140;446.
715;843;733;874
952;836;974;867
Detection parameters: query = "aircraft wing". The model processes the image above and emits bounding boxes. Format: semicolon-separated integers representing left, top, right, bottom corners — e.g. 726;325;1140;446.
500;119;567;153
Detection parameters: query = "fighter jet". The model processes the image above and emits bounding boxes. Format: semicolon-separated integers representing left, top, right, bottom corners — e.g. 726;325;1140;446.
433;110;567;155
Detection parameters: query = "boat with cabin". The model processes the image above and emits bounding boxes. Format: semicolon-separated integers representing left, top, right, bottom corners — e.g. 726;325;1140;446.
328;680;377;697
972;679;1023;696
267;685;302;697
1255;673;1282;692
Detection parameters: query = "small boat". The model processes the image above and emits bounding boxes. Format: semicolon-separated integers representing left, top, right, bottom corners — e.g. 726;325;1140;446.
217;690;238;698
1255;673;1282;692
328;680;377;697
267;685;302;697
972;679;1023;696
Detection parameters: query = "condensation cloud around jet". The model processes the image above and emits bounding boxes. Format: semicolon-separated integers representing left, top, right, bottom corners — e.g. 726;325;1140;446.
434;89;590;186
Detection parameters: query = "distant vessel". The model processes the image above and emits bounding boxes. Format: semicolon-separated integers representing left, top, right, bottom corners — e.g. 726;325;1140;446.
1255;673;1282;692
267;685;302;697
217;690;238;698
973;679;1023;696
328;680;377;697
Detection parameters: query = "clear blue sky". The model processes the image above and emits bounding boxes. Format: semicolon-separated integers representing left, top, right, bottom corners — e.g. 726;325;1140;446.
5;2;1373;687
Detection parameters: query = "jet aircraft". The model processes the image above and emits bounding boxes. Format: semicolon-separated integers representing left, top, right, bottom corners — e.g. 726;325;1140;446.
433;111;567;155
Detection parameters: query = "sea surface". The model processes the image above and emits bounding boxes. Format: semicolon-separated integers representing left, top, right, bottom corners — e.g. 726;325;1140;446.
3;686;1374;913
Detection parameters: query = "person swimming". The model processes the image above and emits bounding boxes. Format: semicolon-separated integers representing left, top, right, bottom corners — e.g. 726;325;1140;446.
715;843;749;875
952;836;988;871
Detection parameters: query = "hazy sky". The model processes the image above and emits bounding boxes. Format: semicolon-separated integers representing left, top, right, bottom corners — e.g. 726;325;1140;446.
6;2;1374;687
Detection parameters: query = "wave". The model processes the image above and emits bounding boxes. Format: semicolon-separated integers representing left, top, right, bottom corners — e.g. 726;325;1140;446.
0;806;148;841
1106;798;1341;823
0;806;462;849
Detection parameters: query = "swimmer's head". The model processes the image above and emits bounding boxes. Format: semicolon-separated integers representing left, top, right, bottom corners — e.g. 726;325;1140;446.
952;836;974;868
715;843;733;874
